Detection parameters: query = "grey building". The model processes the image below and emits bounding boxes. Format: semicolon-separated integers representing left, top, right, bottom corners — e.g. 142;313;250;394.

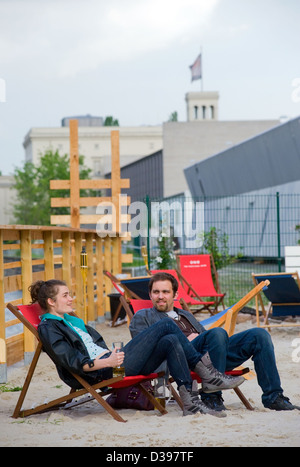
106;150;163;202
184;116;300;258
184;116;300;198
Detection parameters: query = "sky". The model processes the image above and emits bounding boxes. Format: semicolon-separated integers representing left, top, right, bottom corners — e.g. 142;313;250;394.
1;0;300;175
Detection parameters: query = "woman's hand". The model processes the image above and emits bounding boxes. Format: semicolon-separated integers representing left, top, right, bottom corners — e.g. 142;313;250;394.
106;348;125;368
83;348;124;372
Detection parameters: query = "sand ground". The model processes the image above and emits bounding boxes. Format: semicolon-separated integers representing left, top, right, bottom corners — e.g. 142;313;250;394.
1;316;299;447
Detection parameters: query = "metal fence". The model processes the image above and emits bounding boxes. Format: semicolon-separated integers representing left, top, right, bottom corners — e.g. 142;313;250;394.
126;192;300;307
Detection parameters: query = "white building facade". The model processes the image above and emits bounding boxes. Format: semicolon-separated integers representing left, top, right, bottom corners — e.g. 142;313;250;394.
23;125;163;178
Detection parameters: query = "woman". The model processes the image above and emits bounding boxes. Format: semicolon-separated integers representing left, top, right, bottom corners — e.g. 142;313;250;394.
32;279;244;417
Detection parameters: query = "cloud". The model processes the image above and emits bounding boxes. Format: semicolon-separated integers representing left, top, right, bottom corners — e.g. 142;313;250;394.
0;0;220;77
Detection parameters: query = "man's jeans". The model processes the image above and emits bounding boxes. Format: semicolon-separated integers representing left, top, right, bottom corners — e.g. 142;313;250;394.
123;320;203;390
192;327;283;406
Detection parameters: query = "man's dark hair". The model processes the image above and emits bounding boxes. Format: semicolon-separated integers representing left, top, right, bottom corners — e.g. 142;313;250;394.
148;272;179;295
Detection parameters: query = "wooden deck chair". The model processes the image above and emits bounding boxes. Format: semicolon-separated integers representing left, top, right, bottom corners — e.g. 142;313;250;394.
150;269;215;313
128;279;269;411
252;272;300;330
6;302;167;422
104;271;151;326
178;254;226;313
120;277;151;300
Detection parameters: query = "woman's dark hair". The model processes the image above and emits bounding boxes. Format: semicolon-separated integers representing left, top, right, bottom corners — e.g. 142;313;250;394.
29;279;67;312
148;272;178;296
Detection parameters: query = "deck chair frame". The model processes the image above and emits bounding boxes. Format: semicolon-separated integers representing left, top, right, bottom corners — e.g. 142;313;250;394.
252;272;300;330
128;280;270;412
6;303;167;422
177;254;226;314
104;271;151;326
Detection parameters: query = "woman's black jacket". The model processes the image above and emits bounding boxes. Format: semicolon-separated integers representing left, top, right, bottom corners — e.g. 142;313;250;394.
38;317;109;389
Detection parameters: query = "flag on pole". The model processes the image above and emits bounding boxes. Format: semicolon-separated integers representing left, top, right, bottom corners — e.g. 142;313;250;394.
189;53;202;82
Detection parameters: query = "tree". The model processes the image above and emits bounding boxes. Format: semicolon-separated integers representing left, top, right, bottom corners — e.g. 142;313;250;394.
12;150;94;225
168;111;178;122
104;116;119;126
198;227;233;273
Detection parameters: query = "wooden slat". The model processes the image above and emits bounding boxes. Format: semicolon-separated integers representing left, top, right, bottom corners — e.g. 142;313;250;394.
2;243;21;250
50;179;130;190
121;253;133;264
70;120;80;229
50;214;131;226
86;233;95;322
61;231;71;285
95;236;104;319
0;229;5;365
44;230;54;280
20;230;35;354
5;318;20;328
6;334;24;367
4;275;22;293
51;196;129;208
4;261;22;269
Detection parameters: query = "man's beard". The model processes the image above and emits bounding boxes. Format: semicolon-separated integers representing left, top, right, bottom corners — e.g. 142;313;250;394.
155;301;169;312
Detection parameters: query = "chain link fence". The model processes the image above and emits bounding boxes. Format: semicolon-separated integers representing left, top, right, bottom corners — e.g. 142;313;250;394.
124;193;300;307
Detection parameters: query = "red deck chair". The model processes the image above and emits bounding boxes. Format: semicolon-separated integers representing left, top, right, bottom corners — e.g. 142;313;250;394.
150;269;214;313
178;254;226;313
6;302;167;422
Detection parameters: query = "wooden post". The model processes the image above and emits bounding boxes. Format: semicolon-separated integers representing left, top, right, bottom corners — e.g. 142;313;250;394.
20;230;35;364
95;236;104;320
111;130;122;272
61;231;71;286
0;230;6;382
111;131;121;235
74;232;84;319
86;233;94;323
111;237;120;276
49;127;132;322
43;230;54;280
70;120;80;229
104;237;112;313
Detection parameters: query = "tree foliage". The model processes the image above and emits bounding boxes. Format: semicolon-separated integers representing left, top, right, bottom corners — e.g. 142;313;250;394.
12;150;94;225
199;227;233;271
168;111;178;122
104;116;119;126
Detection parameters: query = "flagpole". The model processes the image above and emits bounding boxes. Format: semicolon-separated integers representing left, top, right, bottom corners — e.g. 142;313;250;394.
200;46;203;92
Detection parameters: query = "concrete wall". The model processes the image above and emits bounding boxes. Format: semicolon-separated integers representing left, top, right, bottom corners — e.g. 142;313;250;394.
163;119;279;197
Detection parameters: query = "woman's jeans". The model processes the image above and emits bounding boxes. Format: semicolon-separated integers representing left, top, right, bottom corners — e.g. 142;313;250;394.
123;320;204;390
191;327;283;406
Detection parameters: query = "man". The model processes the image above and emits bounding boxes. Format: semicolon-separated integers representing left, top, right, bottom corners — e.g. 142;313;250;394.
129;272;299;412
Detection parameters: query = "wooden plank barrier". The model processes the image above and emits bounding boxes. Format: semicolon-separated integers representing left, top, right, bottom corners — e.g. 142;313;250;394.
0;122;134;382
0;225;123;383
